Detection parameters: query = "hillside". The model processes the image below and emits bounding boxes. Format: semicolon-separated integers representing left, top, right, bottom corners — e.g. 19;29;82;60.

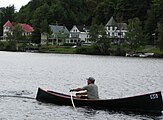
1;0;163;45
15;0;153;26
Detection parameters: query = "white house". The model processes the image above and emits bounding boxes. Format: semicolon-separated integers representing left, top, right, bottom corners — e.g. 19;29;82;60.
66;25;90;44
3;20;33;40
105;16;127;44
3;20;13;39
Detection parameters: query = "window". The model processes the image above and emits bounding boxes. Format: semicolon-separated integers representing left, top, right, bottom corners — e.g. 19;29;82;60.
118;32;122;36
49;39;52;43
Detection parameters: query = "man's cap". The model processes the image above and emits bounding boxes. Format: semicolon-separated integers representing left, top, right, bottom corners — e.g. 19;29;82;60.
86;77;95;82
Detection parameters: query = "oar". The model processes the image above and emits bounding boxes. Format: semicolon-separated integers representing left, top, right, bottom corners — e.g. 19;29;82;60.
70;91;77;111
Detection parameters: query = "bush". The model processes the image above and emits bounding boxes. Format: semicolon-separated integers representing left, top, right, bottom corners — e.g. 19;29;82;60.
61;43;76;46
109;49;126;56
5;41;17;51
0;42;5;50
76;46;101;55
0;41;17;51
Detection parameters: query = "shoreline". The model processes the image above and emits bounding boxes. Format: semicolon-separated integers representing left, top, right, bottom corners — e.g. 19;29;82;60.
1;50;163;58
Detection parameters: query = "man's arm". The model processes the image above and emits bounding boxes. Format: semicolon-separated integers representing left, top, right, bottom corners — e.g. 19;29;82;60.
76;92;87;96
70;85;88;92
70;88;83;92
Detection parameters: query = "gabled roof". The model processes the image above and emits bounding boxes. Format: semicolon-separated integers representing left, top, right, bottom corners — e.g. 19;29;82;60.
3;20;33;32
106;16;128;30
70;25;89;33
49;25;69;34
106;16;117;26
117;23;128;30
20;24;33;32
3;20;13;27
76;25;89;32
70;25;80;33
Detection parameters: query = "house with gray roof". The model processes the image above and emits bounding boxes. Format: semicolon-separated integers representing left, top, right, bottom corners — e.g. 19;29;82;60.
41;25;69;45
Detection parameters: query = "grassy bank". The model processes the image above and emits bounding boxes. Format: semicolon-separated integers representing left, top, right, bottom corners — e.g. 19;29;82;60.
1;41;163;58
39;45;76;54
39;45;163;58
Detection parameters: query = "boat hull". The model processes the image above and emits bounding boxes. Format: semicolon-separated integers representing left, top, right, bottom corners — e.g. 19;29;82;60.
36;88;163;115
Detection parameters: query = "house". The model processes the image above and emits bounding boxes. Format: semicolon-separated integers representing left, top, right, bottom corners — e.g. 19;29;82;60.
105;16;127;44
3;20;13;39
41;25;69;45
20;23;33;36
3;20;33;40
66;25;91;45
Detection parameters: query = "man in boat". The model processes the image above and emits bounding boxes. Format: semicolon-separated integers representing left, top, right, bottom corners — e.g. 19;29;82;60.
70;77;99;99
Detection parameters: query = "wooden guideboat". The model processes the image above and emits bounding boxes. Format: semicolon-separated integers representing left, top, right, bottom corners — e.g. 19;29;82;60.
36;88;163;115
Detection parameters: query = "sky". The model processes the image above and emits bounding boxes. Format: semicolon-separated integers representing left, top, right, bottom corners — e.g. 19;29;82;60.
0;0;31;11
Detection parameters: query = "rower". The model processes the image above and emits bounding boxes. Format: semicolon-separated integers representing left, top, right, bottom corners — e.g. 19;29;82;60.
70;77;99;99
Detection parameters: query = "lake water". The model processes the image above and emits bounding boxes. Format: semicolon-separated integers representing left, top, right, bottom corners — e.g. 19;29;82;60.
0;51;162;120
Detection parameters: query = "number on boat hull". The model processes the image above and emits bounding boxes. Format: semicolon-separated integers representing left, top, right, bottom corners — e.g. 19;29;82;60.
150;94;158;99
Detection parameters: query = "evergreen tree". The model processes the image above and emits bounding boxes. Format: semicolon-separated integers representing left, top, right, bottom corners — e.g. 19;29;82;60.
145;0;163;45
157;22;163;51
94;0;117;25
30;3;50;44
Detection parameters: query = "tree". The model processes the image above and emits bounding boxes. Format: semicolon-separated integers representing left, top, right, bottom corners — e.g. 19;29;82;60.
40;19;50;33
157;22;163;51
0;5;15;36
12;23;23;50
94;0;116;25
115;0;150;22
0;8;4;37
89;24;111;54
125;18;146;52
31;3;50;44
31;28;41;44
12;24;23;40
145;0;163;45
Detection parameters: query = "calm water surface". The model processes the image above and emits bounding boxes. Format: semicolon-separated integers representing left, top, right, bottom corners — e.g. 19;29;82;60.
0;51;162;120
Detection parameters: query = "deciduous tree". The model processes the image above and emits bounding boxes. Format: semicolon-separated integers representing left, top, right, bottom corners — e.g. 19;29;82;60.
89;24;111;54
125;18;146;52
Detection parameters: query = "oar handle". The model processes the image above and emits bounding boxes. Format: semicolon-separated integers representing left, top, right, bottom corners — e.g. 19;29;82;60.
70;92;77;111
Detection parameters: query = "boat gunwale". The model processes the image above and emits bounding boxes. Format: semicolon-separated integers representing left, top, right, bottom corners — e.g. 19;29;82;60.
39;88;163;102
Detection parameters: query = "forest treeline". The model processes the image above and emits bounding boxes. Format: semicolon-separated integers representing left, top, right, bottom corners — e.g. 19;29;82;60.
0;0;163;46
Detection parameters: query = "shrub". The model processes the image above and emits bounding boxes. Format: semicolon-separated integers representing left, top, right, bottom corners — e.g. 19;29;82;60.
0;42;5;50
5;41;17;51
76;46;101;55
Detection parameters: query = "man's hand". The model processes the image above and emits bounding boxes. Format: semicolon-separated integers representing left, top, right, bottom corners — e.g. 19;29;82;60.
70;89;74;92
